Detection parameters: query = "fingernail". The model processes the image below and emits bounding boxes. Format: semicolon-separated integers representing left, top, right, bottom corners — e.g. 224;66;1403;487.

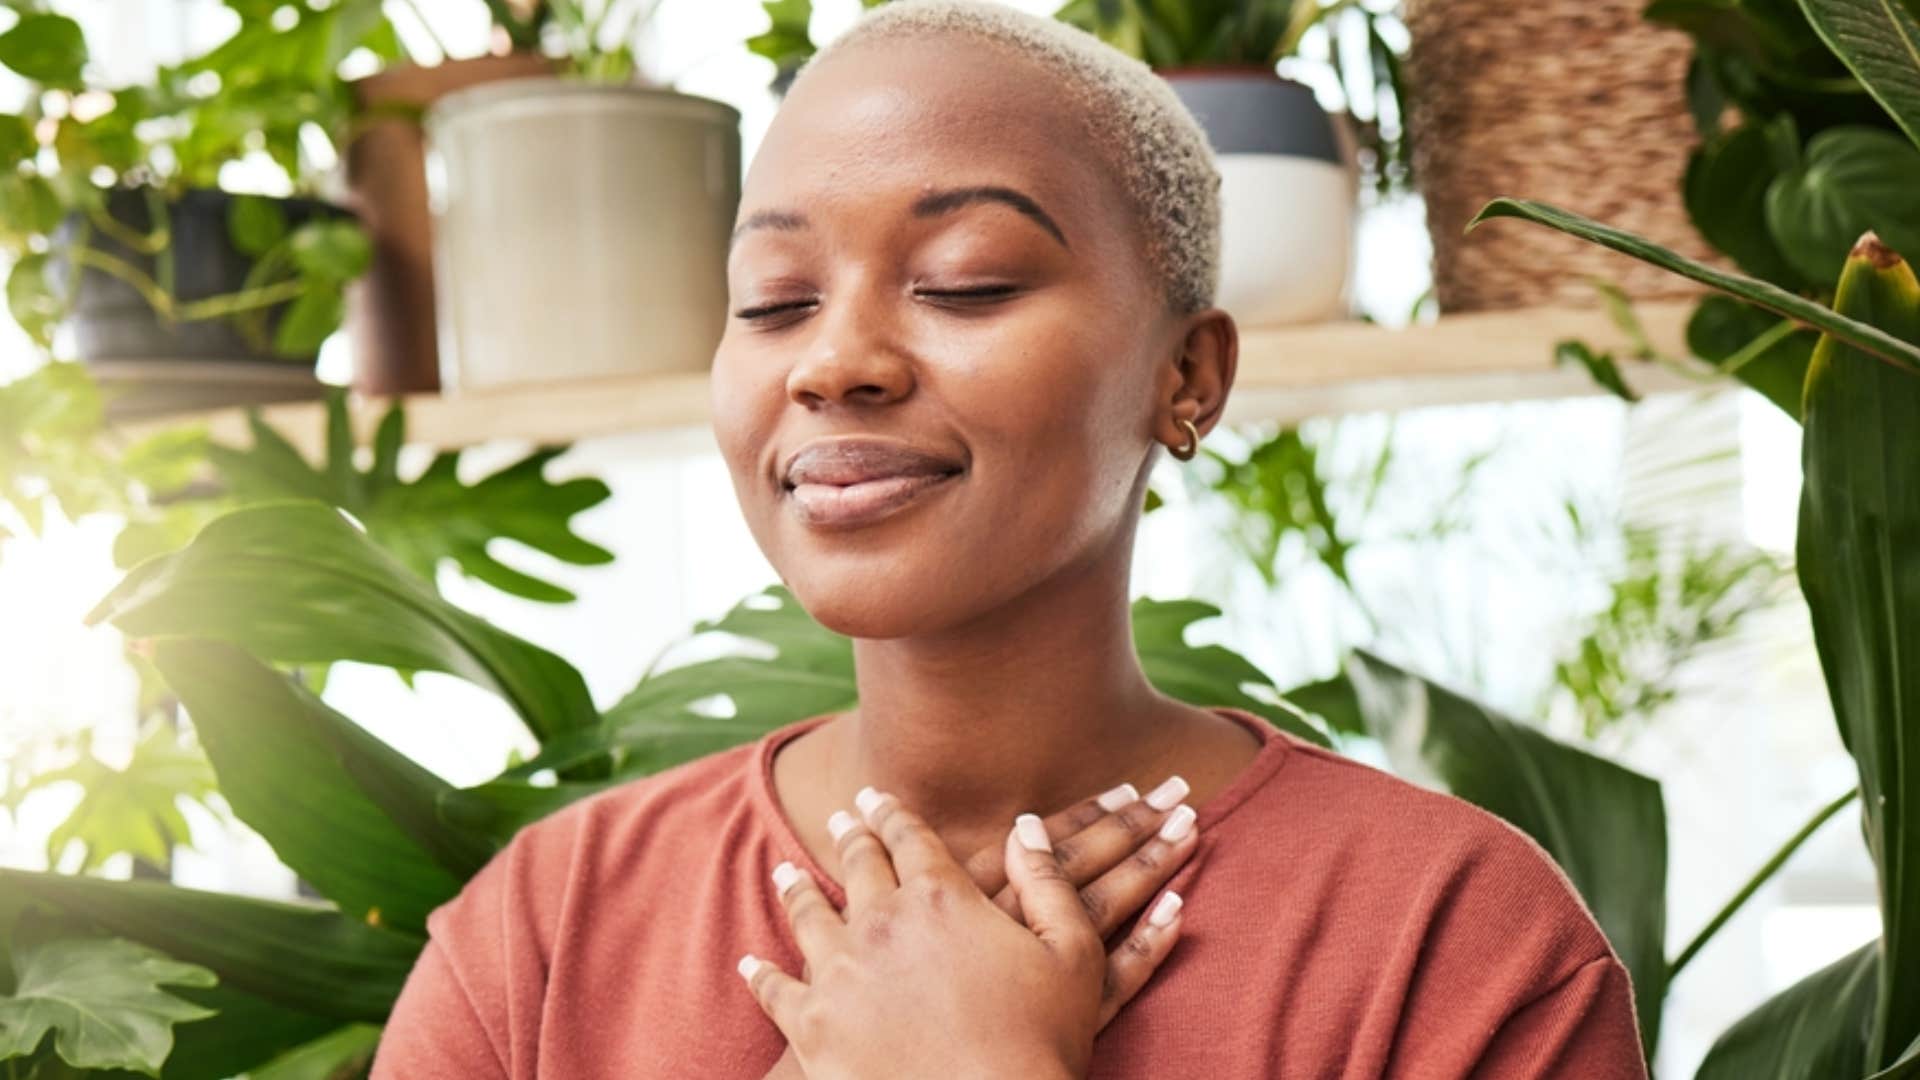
827;809;859;841
1158;803;1196;842
1145;775;1189;811
772;861;801;895
1096;782;1138;812
855;786;885;818
1015;812;1051;852
1149;891;1182;928
737;952;762;981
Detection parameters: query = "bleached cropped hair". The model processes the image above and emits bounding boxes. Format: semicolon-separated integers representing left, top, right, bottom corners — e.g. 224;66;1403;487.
795;0;1223;317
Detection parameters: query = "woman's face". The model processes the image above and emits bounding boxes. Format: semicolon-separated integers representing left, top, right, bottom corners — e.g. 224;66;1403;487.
712;36;1184;639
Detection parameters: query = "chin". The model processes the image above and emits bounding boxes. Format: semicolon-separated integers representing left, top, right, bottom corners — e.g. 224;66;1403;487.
775;561;984;641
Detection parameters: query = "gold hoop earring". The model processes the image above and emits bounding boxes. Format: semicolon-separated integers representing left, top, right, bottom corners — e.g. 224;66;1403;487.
1171;417;1200;462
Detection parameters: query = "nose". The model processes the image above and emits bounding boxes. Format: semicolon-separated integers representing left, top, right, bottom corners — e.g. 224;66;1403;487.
785;290;914;409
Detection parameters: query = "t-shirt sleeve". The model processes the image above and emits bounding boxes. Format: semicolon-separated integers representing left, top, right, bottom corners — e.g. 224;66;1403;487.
1468;953;1648;1079
368;802;587;1080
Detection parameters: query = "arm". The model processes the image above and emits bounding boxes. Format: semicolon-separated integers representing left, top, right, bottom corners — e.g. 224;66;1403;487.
1469;953;1649;1080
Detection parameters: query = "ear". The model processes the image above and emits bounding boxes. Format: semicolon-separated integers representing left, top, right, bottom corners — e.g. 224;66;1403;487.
1156;307;1237;449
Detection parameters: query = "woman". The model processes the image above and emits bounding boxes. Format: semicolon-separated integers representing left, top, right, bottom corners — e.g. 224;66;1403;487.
370;2;1649;1077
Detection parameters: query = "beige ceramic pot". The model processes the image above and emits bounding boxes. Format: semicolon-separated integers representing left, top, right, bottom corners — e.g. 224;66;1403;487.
424;79;741;394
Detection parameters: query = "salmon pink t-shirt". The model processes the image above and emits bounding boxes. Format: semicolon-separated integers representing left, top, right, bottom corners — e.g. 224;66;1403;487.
369;706;1649;1078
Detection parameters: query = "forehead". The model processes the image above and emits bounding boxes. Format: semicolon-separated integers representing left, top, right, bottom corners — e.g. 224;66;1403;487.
739;36;1116;236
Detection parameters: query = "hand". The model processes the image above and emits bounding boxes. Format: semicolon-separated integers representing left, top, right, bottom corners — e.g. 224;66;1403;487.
740;789;1190;1080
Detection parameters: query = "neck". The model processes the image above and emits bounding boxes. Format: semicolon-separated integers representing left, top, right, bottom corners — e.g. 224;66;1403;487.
822;521;1178;856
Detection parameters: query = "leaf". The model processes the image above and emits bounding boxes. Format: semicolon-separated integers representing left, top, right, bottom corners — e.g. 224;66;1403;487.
205;392;614;604
288;220;370;282
1132;596;1334;748
87;501;598;742
245;1022;383;1080
1795;236;1920;1069
1765;128;1920;285
0;870;421;1022
1686;294;1818;420
1683;123;1806;287
226;194;288;257
1555;340;1641;402
1344;646;1669;1056
0;13;88;88
22;720;218;874
1799;0;1920;149
152;639;483;933
0;930;216;1076
1696;940;1878;1078
1468;198;1920;374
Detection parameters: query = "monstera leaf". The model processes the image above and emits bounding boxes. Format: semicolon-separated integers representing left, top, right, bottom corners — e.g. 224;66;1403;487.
0;923;215;1076
21;719;218;874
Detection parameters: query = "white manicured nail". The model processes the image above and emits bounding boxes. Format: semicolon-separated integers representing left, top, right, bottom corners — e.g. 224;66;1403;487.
855;786;885;818
737;953;762;981
1158;803;1196;842
1145;775;1189;811
827;809;859;841
1097;782;1138;812
772;861;801;895
1149;891;1182;928
1015;812;1051;852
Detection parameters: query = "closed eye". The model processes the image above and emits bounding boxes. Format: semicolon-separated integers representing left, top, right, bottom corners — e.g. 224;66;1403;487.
734;286;1020;322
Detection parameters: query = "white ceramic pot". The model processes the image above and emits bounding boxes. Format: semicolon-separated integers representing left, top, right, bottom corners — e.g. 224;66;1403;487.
1162;69;1355;326
424;79;741;393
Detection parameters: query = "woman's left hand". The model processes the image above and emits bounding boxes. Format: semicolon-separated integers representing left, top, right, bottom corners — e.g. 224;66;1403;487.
738;788;1182;1080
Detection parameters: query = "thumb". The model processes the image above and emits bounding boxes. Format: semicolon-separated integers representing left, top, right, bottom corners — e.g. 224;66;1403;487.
1005;812;1097;957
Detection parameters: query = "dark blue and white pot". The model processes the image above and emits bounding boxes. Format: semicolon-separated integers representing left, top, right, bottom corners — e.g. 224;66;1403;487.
1162;67;1355;326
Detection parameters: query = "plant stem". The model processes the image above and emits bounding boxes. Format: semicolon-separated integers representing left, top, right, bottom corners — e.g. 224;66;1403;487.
1667;786;1860;981
1715;318;1801;378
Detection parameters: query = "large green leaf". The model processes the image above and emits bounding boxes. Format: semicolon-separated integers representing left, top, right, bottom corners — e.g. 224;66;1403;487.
1800;0;1920;149
20;721;217;874
1696;940;1879;1079
1133;596;1333;747
1795;237;1920;1069
86;501;597;741
1343;646;1668;1057
0;922;215;1076
151;640;481;933
245;1022;382;1080
1765;128;1920;285
0;871;420;1021
1467;198;1920;374
1683;123;1806;286
200;393;615;603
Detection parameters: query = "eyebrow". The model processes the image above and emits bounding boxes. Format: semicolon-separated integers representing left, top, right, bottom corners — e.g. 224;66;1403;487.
729;184;1070;251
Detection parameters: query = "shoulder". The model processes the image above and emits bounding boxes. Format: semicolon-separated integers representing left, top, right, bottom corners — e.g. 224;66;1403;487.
423;735;767;947
1237;733;1617;966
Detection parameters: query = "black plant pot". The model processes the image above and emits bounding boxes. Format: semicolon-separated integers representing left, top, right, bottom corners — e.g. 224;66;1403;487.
49;186;353;365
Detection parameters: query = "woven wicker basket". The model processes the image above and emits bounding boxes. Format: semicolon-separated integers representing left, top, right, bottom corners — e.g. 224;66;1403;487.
1403;0;1716;312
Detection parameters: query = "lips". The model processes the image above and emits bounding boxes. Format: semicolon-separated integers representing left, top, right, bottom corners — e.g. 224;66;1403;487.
780;437;966;529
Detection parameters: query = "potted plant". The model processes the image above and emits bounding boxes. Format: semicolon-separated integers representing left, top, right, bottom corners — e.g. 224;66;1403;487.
1057;0;1381;326
0;3;402;416
410;1;740;395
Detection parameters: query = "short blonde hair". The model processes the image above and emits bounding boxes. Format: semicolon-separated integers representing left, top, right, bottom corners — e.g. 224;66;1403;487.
796;0;1223;316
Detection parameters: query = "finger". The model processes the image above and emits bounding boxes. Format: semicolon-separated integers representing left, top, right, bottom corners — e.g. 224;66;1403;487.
1004;812;1102;964
858;786;969;888
830;805;897;910
771;859;844;961
737;952;807;1036
1074;799;1198;940
963;781;1133;896
989;778;1191;924
1096;890;1184;1030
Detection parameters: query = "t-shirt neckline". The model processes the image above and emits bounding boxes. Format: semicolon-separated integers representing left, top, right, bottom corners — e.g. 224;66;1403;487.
748;704;1294;908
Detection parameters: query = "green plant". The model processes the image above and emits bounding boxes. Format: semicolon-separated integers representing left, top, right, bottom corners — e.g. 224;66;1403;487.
0;498;1331;1076
0;1;403;358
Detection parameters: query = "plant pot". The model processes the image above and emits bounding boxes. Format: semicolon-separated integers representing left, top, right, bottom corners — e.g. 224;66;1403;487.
344;52;558;396
1402;0;1716;311
49;187;350;365
424;78;741;395
1160;67;1355;326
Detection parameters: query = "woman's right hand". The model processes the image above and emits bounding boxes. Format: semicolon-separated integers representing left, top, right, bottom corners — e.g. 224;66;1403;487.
760;776;1199;1077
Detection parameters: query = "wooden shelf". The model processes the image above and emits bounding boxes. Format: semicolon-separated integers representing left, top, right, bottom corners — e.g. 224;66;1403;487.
116;301;1706;458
